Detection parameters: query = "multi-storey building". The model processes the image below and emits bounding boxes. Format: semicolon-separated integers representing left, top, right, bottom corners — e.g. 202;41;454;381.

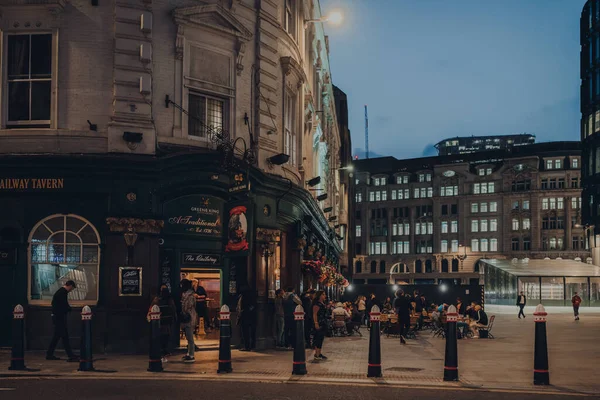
0;0;349;350
435;134;535;156
352;142;589;285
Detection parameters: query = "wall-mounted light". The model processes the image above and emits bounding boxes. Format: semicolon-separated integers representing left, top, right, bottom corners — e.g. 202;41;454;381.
267;153;290;166
317;193;328;202
307;176;321;187
328;216;337;222
323;206;333;213
87;120;97;131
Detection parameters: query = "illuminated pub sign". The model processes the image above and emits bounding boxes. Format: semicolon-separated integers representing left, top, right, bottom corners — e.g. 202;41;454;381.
163;195;224;237
0;178;64;190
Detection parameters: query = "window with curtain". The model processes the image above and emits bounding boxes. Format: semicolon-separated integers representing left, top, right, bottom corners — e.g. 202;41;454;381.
29;214;100;305
7;33;53;127
188;92;225;138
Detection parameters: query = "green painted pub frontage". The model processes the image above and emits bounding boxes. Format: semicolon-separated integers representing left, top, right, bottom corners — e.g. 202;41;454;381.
0;150;341;352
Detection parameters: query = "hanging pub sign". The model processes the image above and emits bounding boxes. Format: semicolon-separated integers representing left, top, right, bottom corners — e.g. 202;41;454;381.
0;248;17;266
119;267;142;296
229;171;250;193
181;252;221;266
163;195;223;237
225;205;249;253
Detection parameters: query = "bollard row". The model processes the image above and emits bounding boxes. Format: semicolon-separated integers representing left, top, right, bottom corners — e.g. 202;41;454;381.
443;305;459;381
367;305;382;378
217;305;232;373
78;305;94;371
533;304;550;385
9;304;26;371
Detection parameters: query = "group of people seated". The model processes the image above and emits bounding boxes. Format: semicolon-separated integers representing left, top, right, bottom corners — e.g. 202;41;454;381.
329;301;365;335
431;299;489;338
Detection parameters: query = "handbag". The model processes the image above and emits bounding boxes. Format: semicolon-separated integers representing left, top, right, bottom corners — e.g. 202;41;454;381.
179;311;191;324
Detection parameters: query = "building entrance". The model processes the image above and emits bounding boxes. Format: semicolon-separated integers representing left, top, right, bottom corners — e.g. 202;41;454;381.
180;269;222;349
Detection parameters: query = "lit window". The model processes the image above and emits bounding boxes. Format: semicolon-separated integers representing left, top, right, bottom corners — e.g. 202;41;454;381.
427;187;433;198
479;169;485;176
573;158;579;169
486;168;492;175
471;203;478;213
471;239;479;252
554;159;561;169
490;201;498;212
481;219;488;232
382;191;387;201
490;219;498;232
426;173;432;182
391;190;397;200
522;200;530;210
441;221;448;234
381;177;387;185
414;188;420;198
490;238;498;252
480;239;489;252
480;202;488;213
542;198;549;210
418;174;425;182
546;160;553;170
356;225;361;237
441;240;448;253
451;240;458;252
369;192;375;202
355;192;362;203
471;220;479;233
512;218;519;231
29;214;100;305
523;218;531;230
451;221;458;233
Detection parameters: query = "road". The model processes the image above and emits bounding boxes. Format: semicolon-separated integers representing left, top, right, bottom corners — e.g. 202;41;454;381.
0;378;598;400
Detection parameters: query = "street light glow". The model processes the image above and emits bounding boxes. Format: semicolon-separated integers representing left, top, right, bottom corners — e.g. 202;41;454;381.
326;10;343;25
440;284;448;293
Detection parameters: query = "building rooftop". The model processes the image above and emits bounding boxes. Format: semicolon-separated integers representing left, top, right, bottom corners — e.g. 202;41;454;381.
480;258;600;277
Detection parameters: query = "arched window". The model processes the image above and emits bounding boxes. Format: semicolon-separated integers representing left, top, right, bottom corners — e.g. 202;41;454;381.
399;263;405;273
441;259;449;273
370;261;377;273
379;260;386;274
415;260;423;273
356;261;362;273
29;214;100;305
425;259;433;273
452;259;459;272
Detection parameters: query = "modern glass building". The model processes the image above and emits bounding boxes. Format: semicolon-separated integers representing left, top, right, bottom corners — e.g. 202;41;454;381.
480;258;600;307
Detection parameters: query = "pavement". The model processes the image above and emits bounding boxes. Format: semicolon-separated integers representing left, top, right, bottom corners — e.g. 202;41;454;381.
2;312;599;396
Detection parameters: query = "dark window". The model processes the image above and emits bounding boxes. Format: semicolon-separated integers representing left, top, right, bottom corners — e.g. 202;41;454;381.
541;179;548;190
451;259;459;272
382;209;388;218
558;178;565;189
512;180;531;192
355;243;362;255
441;205;448;215
7;34;52;126
572;216;578;228
370;261;377;273
355;261;362;273
557;217;564;230
451;204;458;215
415;260;423;273
549;179;557;190
523;238;531;251
441;259;449;273
371;209;376;219
379;261;386;274
511;238;520;251
425;260;433;273
189;92;226;138
571;178;579;188
355;210;361;219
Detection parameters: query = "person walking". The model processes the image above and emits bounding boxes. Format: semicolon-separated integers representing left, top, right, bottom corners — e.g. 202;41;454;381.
180;279;197;363
46;280;78;361
393;289;411;344
283;287;301;349
356;296;366;325
274;288;285;348
572;292;582;321
312;290;328;361
517;291;527;319
238;286;257;351
157;285;176;362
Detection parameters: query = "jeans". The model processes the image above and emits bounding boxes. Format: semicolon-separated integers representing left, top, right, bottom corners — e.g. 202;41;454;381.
275;315;285;347
47;316;75;358
574;305;580;317
304;317;313;347
313;326;326;349
184;325;195;357
241;318;256;350
518;305;525;318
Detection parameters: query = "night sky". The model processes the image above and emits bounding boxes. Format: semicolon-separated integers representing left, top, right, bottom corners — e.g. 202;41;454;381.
321;0;587;159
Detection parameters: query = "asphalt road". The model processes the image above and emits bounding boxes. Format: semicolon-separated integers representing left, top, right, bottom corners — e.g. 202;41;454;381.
0;379;598;400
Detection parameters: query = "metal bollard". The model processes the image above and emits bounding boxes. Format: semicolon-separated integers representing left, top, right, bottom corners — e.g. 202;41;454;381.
217;305;232;373
78;306;94;371
292;305;307;375
147;305;163;372
533;304;550;385
8;304;26;371
367;305;382;378
443;305;459;381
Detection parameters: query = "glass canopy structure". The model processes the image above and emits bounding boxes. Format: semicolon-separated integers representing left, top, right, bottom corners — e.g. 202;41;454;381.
479;258;600;307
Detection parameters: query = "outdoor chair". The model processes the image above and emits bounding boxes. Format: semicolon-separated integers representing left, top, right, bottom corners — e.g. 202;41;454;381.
432;318;446;339
332;314;348;337
478;315;495;339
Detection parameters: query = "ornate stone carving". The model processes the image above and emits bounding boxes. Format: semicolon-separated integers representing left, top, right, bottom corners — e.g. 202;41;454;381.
175;25;184;60
280;56;307;89
106;218;164;234
236;40;246;75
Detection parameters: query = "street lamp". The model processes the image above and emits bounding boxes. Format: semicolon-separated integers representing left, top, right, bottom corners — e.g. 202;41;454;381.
305;10;343;27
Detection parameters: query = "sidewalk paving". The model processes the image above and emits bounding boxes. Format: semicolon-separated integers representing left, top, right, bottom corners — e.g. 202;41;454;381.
2;312;599;395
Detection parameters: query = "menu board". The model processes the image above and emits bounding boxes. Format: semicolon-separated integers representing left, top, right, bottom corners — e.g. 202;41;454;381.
163;195;223;237
119;267;142;296
160;249;173;291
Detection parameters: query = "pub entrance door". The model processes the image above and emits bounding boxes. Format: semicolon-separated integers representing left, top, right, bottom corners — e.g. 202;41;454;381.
179;268;222;350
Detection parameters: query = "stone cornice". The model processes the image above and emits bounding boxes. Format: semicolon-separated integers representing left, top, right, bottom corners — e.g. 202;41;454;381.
280;56;307;86
172;3;252;42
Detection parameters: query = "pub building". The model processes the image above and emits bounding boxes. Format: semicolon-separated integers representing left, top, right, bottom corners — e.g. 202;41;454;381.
0;151;343;352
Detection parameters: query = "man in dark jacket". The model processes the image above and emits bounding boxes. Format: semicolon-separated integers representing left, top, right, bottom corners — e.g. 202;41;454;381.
516;291;527;319
302;289;315;348
393;289;411;344
46;280;77;361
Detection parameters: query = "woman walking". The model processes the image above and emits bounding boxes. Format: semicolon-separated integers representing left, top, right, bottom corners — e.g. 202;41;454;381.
180;279;197;363
312;290;328;361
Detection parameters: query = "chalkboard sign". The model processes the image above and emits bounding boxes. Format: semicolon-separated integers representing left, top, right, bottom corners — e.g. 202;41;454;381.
119;267;142;296
160;249;173;291
163;195;224;237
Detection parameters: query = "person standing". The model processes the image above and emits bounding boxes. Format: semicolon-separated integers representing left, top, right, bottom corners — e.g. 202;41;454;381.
274;289;285;348
312;290;328;360
46;280;78;361
393;289;411;344
356;296;367;325
180;279;197;363
516;291;527;319
283;287;302;349
238;286;257;351
572;292;582;321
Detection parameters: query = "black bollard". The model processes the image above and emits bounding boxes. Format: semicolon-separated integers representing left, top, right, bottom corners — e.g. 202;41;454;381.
217;305;233;373
78;306;94;371
147;305;163;372
8;304;26;371
367;305;382;378
533;304;550;385
292;305;307;375
443;305;459;381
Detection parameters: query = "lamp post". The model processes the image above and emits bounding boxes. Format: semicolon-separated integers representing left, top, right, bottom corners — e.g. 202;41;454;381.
262;241;277;298
123;225;138;266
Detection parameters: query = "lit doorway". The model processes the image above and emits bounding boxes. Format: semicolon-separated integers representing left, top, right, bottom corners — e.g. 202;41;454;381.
180;269;222;349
